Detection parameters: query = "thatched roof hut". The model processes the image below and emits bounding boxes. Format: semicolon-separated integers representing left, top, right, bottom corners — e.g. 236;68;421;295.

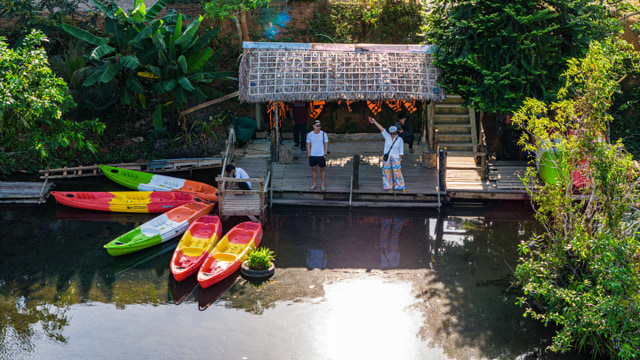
238;42;445;103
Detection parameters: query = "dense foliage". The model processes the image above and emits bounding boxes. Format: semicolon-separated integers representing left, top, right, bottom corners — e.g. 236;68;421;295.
512;39;640;359
63;0;232;131
0;30;104;175
202;0;271;49
424;0;630;114
308;0;422;44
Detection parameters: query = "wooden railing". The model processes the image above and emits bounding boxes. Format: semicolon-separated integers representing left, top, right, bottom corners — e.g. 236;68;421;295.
217;129;271;223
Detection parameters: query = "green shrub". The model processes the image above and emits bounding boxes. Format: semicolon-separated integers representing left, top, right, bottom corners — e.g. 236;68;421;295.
0;30;104;175
512;39;640;359
245;247;275;270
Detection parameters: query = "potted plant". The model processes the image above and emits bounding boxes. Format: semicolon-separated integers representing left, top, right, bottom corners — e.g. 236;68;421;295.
240;247;276;281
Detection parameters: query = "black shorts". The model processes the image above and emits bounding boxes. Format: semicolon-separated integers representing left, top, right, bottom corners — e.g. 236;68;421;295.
309;155;326;168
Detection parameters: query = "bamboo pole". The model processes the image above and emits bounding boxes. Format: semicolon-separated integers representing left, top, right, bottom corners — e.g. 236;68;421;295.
179;91;239;117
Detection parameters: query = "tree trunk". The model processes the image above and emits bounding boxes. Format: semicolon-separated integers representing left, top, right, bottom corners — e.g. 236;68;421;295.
240;9;249;42
233;14;243;51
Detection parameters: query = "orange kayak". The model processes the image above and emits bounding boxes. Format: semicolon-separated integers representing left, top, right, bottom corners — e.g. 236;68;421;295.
51;191;204;213
170;215;223;281
197;221;263;288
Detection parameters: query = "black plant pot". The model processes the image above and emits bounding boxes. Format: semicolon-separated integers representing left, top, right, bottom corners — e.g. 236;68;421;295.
240;261;275;281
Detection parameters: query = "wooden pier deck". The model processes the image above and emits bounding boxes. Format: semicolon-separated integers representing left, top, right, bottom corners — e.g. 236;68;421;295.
39;157;223;179
232;134;533;207
446;156;531;200
235;135;444;208
0;181;54;204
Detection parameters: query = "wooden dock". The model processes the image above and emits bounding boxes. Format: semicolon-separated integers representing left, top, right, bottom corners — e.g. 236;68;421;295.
446;155;531;200
0;180;54;204
233;136;444;208
230;134;532;207
39;157;223;179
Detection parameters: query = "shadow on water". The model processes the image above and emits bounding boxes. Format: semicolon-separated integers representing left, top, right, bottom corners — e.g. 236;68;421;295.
0;189;586;359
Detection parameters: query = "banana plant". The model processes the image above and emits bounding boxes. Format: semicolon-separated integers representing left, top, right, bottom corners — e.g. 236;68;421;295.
62;0;233;131
140;12;233;131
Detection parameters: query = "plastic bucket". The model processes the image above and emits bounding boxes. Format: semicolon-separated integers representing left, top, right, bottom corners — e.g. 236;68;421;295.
234;116;257;143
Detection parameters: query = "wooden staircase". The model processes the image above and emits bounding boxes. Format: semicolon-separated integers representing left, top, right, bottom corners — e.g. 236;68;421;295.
432;95;477;155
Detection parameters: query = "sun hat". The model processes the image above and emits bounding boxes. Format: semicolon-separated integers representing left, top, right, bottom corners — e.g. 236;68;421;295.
389;126;398;133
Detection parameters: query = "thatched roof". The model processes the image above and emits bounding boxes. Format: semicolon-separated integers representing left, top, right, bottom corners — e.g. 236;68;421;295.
238;42;445;103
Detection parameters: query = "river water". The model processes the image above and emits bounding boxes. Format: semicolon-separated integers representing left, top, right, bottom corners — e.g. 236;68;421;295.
0;175;581;359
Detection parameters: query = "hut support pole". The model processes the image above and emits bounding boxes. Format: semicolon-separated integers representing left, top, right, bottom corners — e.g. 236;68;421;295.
428;102;435;150
255;103;262;131
274;104;280;162
421;101;428;145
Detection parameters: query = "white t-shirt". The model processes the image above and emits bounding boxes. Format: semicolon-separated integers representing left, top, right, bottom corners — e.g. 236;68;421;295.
306;131;329;157
234;167;251;189
382;130;404;158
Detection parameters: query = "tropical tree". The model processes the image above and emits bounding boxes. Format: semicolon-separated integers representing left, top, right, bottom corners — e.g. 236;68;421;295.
62;0;232;131
202;0;271;50
0;30;104;175
424;0;635;114
512;39;640;359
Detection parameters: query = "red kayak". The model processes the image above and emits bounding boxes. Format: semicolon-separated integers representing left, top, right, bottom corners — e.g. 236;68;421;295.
170;215;223;281
197;221;263;289
51;191;204;213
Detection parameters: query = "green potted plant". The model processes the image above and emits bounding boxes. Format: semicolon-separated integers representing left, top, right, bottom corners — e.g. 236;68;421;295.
240;247;276;280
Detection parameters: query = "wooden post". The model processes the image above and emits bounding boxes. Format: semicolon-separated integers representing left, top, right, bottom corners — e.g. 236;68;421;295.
255;103;262;131
352;154;360;190
274;103;280;162
421;101;428;145
428;102;435;150
439;148;447;191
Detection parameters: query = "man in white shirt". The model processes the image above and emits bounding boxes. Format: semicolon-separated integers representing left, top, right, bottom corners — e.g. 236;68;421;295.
225;165;252;190
306;120;329;191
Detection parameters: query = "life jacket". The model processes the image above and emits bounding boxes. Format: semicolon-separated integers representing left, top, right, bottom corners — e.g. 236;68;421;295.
337;100;355;112
267;101;287;129
403;100;418;113
367;100;382;115
385;100;403;112
309;101;325;119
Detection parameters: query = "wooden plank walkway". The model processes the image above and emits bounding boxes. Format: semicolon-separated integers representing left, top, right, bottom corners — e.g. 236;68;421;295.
0;181;54;204
234;138;444;208
39;157;223;179
446;155;532;200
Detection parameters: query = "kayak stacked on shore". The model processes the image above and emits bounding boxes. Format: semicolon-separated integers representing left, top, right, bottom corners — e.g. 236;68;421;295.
51;191;204;213
103;202;215;256
99;165;218;202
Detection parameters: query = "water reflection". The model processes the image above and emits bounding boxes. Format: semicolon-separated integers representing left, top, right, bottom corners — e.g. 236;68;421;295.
0;199;576;359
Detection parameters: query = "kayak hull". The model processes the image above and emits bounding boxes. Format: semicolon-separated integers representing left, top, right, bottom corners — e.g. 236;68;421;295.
99;165;218;202
104;202;215;256
170;215;223;281
197;221;263;288
50;191;203;213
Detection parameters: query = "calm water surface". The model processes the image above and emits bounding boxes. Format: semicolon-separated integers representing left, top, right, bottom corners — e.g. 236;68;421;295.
1;176;571;359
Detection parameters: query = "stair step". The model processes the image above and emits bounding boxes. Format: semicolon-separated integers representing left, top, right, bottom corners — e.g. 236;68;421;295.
434;123;471;127
435;104;468;108
438;134;472;139
434;114;469;118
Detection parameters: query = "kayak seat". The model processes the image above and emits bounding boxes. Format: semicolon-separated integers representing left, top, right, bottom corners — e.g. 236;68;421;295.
182;247;204;257
213;253;236;262
228;232;252;244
